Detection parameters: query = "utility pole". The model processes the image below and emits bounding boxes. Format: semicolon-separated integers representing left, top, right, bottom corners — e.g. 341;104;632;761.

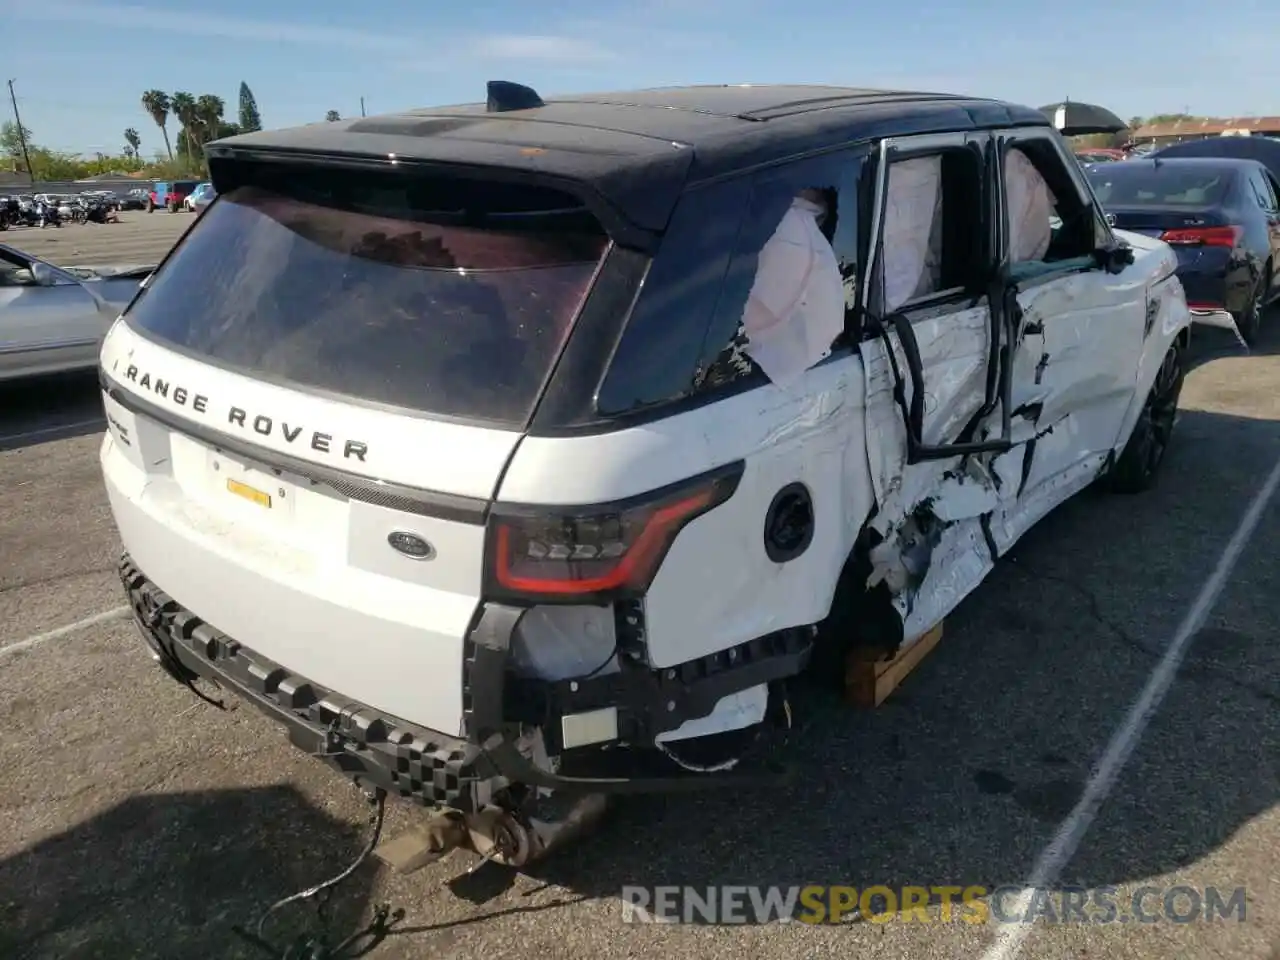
360;97;366;117
6;79;35;187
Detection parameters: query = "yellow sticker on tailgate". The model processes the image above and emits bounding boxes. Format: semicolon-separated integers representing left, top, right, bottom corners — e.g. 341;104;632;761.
226;477;272;508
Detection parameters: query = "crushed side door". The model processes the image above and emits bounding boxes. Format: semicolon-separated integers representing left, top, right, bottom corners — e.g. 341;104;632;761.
855;131;1025;646
990;131;1149;550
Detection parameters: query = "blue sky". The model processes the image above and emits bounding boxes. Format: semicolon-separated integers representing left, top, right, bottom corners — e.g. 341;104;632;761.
4;0;1279;157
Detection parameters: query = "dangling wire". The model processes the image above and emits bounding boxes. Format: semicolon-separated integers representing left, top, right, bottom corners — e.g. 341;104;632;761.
232;787;402;959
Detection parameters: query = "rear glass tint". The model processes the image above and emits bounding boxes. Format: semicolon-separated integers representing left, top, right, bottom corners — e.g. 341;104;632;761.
1086;164;1232;206
125;173;608;426
595;149;863;417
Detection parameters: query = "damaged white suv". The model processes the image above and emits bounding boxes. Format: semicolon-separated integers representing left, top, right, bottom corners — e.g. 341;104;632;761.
100;83;1191;865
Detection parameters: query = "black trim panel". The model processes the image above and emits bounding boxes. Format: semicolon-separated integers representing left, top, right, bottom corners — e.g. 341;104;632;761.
0;337;97;356
123;555;790;800
101;367;490;525
120;555;499;812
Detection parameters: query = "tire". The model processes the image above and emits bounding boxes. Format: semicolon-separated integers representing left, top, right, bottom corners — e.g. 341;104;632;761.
1233;266;1268;346
1105;340;1184;494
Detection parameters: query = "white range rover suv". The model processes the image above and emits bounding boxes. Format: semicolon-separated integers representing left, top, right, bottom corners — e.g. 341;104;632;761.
99;82;1192;865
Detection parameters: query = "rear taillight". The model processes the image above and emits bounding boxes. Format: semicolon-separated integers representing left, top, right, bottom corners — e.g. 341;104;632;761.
1159;225;1242;248
485;462;744;604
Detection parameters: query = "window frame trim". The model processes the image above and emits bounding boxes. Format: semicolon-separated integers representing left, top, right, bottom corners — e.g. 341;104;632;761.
860;130;997;320
584;143;873;428
991;128;1116;288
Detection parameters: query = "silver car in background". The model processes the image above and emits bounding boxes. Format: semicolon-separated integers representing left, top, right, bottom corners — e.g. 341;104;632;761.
186;182;217;214
0;243;151;382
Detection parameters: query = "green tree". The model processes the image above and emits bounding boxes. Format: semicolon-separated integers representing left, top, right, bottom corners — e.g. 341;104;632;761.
171;91;198;156
194;94;226;164
0;120;34;165
141;89;174;160
325;110;341;122
123;127;141;159
238;82;262;133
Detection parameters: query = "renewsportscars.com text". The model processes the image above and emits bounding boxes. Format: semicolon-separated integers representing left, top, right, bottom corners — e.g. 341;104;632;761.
620;884;1248;925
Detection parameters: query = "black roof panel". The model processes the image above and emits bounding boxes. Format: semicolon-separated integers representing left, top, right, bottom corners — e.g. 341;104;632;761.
419;84;952;121
208;84;1052;244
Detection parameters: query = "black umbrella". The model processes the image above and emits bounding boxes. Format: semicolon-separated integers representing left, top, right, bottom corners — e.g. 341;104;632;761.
1038;99;1127;137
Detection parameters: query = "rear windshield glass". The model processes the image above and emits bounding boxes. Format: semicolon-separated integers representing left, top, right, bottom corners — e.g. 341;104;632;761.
124;173;608;425
1086;164;1231;206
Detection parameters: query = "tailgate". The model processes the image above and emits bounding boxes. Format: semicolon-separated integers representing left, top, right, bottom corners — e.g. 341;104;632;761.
99;321;519;734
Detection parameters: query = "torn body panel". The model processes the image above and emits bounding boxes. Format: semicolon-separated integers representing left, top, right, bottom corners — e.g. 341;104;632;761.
857;231;1187;660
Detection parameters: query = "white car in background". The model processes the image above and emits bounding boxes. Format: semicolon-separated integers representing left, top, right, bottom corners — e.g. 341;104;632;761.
184;182;216;213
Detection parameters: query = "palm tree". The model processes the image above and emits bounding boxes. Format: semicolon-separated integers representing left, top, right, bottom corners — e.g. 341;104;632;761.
140;90;173;160
196;94;226;146
123;127;141;159
170;92;197;156
325;110;341;122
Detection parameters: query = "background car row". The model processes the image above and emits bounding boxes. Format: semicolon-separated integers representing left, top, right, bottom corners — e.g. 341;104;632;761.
1081;135;1280;345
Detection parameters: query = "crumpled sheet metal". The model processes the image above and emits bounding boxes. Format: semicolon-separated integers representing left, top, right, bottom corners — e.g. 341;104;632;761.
741;194;845;387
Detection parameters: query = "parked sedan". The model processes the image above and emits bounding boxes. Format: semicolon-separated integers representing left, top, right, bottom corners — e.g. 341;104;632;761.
1086;157;1280;344
0;243;152;382
1152;135;1280;183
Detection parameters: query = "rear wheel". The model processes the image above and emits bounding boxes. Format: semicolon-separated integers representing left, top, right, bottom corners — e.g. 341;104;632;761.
1233;266;1268;346
1105;340;1184;494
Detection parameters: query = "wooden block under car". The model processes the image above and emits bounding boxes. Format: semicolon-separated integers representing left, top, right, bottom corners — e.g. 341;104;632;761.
844;621;945;708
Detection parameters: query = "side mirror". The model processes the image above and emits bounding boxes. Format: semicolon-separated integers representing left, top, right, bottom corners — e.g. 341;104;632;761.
29;262;59;286
1095;244;1134;274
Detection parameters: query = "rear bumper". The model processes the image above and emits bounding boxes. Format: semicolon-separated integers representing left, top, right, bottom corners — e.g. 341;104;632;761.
1175;251;1253;316
120;555;812;809
1187;306;1240;332
121;554;501;811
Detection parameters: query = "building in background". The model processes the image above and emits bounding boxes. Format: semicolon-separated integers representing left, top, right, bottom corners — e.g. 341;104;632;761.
1132;116;1280;146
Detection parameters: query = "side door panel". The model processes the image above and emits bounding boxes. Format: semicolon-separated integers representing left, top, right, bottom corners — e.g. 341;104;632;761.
993;132;1145;547
1259;172;1280;290
857;131;1010;644
0;273;104;377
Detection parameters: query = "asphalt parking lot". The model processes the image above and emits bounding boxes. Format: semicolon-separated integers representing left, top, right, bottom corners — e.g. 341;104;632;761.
0;217;1277;960
3;209;194;268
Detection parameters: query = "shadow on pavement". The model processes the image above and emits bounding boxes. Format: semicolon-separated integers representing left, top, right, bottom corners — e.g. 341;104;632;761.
0;370;104;452
0;785;387;959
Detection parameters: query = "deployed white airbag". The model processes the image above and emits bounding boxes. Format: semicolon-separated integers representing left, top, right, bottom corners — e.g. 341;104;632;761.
882;156;943;311
1005;148;1053;262
740;194;845;387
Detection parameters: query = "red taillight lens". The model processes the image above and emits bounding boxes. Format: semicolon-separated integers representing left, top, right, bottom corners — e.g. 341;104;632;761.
486;463;744;603
1159;225;1241;247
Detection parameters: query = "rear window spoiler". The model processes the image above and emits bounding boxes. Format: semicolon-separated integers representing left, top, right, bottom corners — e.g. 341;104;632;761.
205;145;685;253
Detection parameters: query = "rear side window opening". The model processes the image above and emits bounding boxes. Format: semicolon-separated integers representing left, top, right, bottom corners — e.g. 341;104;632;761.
124;166;610;426
1086;164;1233;207
595;149;865;417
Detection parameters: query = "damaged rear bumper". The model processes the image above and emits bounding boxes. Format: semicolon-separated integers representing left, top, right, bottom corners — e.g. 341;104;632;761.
120;555;811;812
